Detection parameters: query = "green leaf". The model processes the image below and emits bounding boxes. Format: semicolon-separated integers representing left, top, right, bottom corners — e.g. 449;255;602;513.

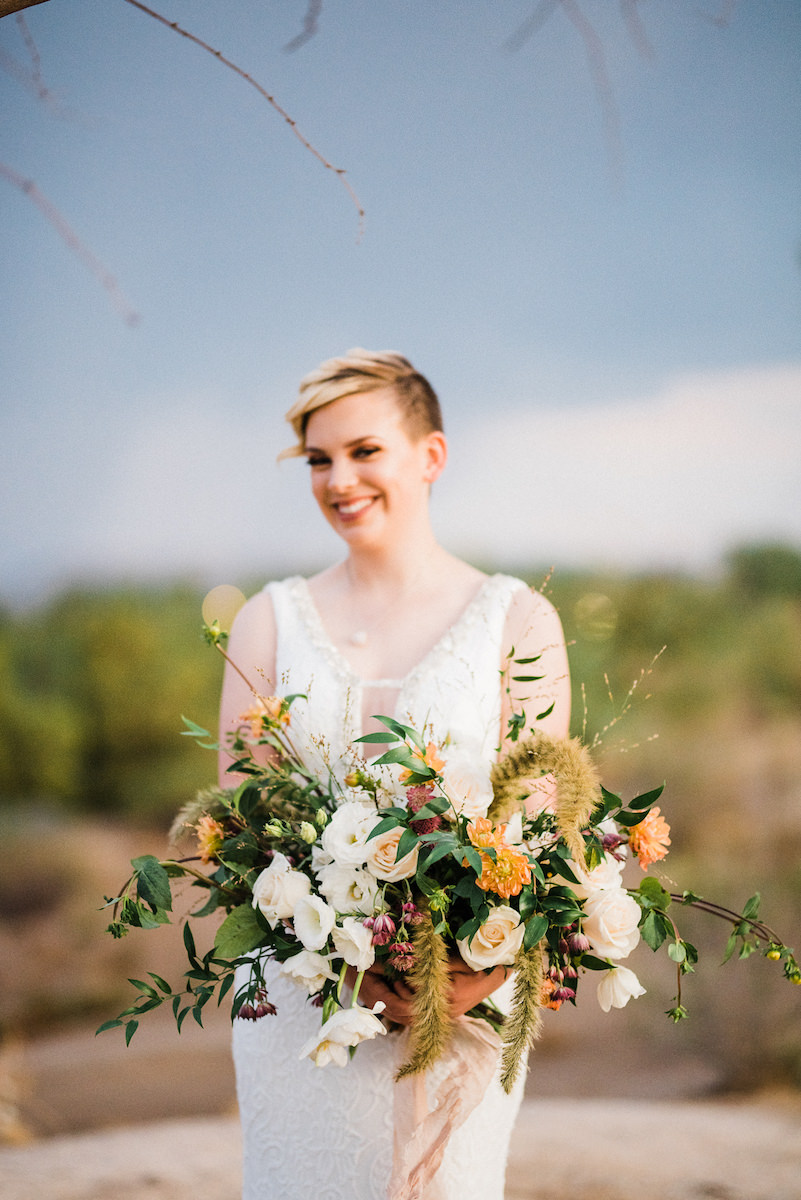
511;674;545;682
366;714;426;752
640;909;670;951
396;827;420;861
668;941;686;963
353;731;398;743
523;914;548;949
366;815;402;842
579;954;611;972
95;1019;123;1035
128;977;159;999
419;839;459;871
513;654;542;664
133;855;173;913
371;747;419;768
627;783;665;811
742;892;761;921
614;809;651;828
214;904;266;958
634;876;672;908
147;972;172;994
462;845;483;876
124;1019;139;1046
183;920;198;964
176;1005;192;1033
535;701;556;721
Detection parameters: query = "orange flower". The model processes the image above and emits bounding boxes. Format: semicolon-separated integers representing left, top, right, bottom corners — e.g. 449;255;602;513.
467;816;505;852
196;815;225;864
239;695;289;739
541;977;564;1011
629;806;671;869
399;740;446;782
467;818;532;899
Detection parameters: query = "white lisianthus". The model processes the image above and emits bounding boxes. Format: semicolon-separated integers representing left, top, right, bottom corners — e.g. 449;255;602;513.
440;749;493;821
251;852;311;928
318;863;380;915
311;844;334;873
597;965;647;1012
293;894;337;952
582;886;641;960
570;853;625;900
457;905;525;970
331;917;375;971
299;1002;387;1068
365;826;419;882
321;802;379;867
279;950;338;995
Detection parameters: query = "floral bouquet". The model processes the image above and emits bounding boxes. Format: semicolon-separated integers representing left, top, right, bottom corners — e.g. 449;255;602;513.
99;624;799;1092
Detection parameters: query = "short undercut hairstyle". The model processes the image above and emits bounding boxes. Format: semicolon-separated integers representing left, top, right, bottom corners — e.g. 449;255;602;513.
279;348;442;459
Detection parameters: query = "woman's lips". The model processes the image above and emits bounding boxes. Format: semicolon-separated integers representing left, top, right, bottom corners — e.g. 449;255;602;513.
333;497;376;519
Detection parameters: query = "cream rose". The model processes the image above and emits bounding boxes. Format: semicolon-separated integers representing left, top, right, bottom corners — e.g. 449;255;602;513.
457;905;525;970
365;826;419;882
251;852;311;928
596;965;647;1012
299;1001;387;1068
331;917;376;972
570;853;625;900
292;894;337;952
321;802;379;867
582;886;641;960
279;949;338;995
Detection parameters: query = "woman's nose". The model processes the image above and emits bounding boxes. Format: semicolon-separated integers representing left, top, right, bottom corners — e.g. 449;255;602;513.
327;455;358;492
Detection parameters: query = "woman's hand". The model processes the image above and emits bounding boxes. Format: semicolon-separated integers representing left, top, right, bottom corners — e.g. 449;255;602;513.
346;958;509;1026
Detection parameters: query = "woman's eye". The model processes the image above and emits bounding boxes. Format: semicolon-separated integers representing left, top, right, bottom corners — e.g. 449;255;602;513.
305;456;329;468
353;446;379;459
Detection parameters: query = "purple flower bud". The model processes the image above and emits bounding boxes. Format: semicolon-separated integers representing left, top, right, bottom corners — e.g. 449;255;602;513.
564;964;578;979
254;1001;277;1018
371;913;397;946
237;1003;257;1021
568;931;591;954
552;986;576;1003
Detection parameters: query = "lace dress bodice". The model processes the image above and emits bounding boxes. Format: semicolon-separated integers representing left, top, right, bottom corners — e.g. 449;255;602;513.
233;573;537;1200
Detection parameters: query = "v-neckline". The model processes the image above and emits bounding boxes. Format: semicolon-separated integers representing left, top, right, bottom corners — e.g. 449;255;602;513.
293;573;498;692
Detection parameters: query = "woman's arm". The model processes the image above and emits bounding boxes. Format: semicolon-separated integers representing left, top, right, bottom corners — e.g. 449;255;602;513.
217;589;278;787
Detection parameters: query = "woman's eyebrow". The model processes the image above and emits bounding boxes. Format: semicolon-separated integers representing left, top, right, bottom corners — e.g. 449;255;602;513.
304;435;381;454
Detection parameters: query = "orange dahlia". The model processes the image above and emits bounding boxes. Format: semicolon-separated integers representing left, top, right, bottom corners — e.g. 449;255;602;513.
629;806;671;869
467;818;531;899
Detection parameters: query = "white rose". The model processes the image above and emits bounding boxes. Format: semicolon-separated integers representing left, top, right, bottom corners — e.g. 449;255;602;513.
251;853;311;928
292;893;337;952
321;802;379;867
299;1002;387;1068
597;965;647;1012
331;917;375;971
457;905;525;970
582;886;641;960
365;826;419;882
317;863;380;915
279;949;337;995
570;853;625;900
441;749;493;821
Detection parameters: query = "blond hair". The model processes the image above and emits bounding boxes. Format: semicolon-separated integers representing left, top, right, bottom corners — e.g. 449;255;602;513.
279;348;442;459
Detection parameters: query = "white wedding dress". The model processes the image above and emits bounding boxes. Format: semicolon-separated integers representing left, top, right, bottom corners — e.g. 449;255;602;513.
233;573;546;1199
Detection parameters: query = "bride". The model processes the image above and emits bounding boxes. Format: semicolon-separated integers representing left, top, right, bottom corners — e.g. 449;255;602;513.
218;349;570;1199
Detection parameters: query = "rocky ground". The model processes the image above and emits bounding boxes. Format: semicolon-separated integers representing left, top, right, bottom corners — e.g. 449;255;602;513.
2;1092;801;1200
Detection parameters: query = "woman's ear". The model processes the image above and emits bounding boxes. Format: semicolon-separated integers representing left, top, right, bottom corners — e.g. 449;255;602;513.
422;430;447;483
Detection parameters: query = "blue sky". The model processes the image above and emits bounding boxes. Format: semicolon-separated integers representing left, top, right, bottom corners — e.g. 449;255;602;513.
2;0;800;603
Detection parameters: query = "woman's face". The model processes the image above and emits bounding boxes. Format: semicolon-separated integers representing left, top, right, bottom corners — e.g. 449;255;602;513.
303;387;446;548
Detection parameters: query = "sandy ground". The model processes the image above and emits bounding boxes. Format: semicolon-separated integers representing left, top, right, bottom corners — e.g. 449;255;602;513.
2;1093;801;1200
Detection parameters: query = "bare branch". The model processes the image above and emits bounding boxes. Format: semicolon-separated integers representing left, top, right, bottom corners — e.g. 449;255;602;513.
619;0;654;60
503;0;559;54
122;0;364;236
284;0;323;54
1;161;140;326
558;0;623;185
0;0;49;18
15;10;49;97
